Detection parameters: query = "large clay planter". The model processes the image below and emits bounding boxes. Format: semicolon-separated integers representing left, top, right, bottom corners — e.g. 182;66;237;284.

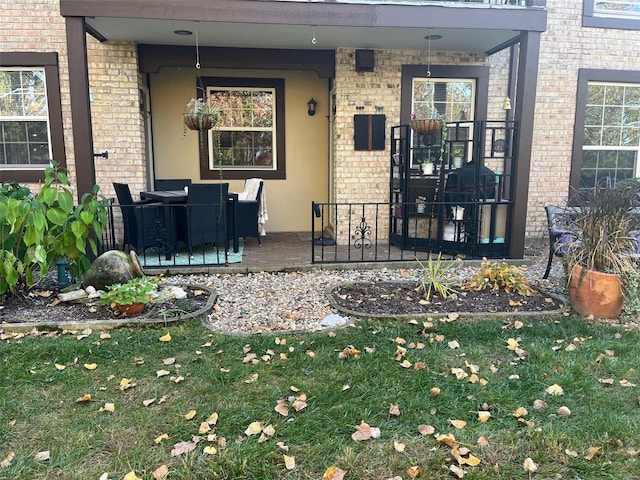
568;264;623;318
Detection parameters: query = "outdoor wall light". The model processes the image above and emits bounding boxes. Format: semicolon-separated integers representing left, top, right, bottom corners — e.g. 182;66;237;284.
503;96;512;110
307;97;317;116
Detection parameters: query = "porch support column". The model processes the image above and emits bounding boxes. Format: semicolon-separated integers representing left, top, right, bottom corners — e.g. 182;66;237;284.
65;16;96;200
509;30;541;259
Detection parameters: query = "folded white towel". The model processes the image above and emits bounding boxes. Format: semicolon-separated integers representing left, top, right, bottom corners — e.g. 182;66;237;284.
240;178;268;235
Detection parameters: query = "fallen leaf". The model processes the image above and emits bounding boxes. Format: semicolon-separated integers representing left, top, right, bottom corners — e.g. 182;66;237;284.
322;466;347;480
274;399;289;416
199;422;211;434
477;436;490;446
478;411;491;422
0;451;14;468
565;449;579;457
418;424;435;435
203;446;217;455
292;393;308;412
156;369;170;377
448;340;461;349
159;333;171;342
450;419;467;429
55;363;66;370
143;398;156;407
389;404;401;416
407;466;422;478
184;409;197;420
119;378;136;391
83;363;97;370
449;464;466;478
244;373;259;383
75;394;92;403
393;441;405;452
124;472;143;480
506;338;520;350
171;441;197;456
523;457;538;473
557;406;572;417
34;450;50;462
245;421;264;436
546;383;564;396
284;454;296;470
99;402;115;413
513;407;528;418
462;454;481;466
163;357;176;365
152;464;168;480
533;399;547;410
154;433;169;444
584;446;601;460
430;386;441;396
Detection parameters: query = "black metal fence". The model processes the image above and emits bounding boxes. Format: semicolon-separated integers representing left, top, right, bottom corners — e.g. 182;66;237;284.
311;200;511;264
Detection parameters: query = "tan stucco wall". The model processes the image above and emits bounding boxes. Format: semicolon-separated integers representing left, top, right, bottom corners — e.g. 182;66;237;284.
148;68;329;232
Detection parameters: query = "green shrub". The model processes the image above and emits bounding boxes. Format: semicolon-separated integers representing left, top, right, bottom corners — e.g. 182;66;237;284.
100;277;158;307
0;161;108;294
415;254;459;301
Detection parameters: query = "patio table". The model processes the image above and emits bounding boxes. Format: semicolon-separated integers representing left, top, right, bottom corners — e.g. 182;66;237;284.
140;189;238;260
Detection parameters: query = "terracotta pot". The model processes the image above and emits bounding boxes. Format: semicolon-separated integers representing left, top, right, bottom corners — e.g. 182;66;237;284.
116;302;146;316
183;113;213;131
568;264;623;318
410;119;442;135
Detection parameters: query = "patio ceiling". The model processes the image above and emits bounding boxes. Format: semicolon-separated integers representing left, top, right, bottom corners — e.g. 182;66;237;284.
61;0;547;54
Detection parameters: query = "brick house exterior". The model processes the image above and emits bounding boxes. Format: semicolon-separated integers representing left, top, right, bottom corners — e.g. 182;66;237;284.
3;0;640;258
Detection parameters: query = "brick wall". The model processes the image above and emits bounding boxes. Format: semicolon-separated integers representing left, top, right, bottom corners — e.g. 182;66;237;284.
1;0;147;204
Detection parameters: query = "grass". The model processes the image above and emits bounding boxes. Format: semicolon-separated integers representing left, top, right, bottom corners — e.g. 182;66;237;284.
1;315;640;479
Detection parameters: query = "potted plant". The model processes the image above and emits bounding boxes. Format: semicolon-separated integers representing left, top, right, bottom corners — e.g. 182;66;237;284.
563;182;640;318
420;160;434;176
100;277;158;316
416;195;427;214
183;97;219;132
452;146;464;169
410;110;442;136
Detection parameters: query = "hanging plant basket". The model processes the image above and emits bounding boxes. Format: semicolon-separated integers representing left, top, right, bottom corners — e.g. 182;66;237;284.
183;113;214;131
410;119;442;135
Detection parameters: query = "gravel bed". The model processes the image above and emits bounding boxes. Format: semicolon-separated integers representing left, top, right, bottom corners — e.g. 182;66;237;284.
166;252;566;335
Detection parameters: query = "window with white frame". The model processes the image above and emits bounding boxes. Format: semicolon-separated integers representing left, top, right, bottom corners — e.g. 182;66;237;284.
207;86;276;170
0;68;52;168
581;81;640;188
411;78;475;168
594;0;640;18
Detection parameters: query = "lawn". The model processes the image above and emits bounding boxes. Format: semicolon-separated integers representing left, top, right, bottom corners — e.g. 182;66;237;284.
1;315;639;479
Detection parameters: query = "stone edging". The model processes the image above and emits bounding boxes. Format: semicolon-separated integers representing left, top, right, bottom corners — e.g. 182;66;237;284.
0;284;217;333
325;282;571;320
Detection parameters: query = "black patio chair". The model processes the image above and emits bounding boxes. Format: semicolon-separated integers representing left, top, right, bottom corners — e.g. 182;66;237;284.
154;178;192;191
175;183;234;257
113;182;164;252
234;178;264;246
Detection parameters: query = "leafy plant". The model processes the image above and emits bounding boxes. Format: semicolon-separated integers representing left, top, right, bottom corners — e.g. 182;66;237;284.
0;161;108;295
183;97;219;133
415;254;458;301
100;277;158;306
462;259;535;296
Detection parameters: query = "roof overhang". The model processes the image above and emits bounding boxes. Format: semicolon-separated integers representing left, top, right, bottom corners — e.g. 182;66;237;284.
60;0;547;54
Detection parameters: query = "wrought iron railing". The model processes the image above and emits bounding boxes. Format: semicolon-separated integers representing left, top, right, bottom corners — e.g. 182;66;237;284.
311;200;511;264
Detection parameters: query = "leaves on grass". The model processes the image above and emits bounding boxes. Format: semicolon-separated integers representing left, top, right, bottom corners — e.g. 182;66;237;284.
34;450;50;462
546;384;564;396
352;422;380;441
83;363;97;370
523;457;538;473
152;464;168;480
184;409;197;420
159;333;171;342
418;424;435;435
322;466;347;480
75;394;91;403
124;472;143;480
154;433;169;444
406;465;422;478
338;346;360;359
283;454;296;470
0;451;15;468
99;402;115;413
389;404;401;416
171;440;197;456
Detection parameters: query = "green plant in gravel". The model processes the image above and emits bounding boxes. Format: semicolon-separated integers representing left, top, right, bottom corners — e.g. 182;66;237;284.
463;258;535;295
100;276;158;307
415;253;458;300
0;161;108;295
1;317;640;479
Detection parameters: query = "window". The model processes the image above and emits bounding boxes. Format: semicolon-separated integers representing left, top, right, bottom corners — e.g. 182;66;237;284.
580;81;640;188
199;77;285;180
0;53;64;183
0;68;51;168
411;78;475;168
584;0;640;29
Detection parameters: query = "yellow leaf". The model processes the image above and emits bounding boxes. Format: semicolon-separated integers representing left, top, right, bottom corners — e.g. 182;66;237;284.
206;412;219;425
393;441;405;452
244;373;259;384
199;422;211;434
546;384;564;396
506;338;520;350
123;471;142;480
203;446;217;455
75;394;92;403
0;451;15;468
463;454;481;466
584;446;601;460
478;411;491;422
99;402;115;413
430;386;441;396
119;378;136;391
284;454;296;470
154;433;169;444
275;400;289;416
184;409;197;420
152;464;169;480
55;363;66;370
83;363;97;370
245;421;264;436
407;466;422;478
451;367;468;380
513;407;528;418
450;419;467;429
523;457;538;473
400;359;412;368
156;369;170;377
159;333;171;342
322;466;347;480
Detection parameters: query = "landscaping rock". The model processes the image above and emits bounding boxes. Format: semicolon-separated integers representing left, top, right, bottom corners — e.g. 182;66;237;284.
83;250;144;291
